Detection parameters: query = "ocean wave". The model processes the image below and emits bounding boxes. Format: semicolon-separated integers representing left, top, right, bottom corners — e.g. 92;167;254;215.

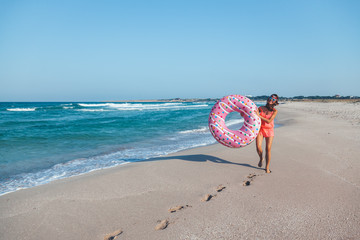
78;103;113;107
78;102;181;107
0;129;216;196
7;104;76;112
0;156;129;196
7;108;36;112
0;101;216;196
76;102;209;111
76;109;110;112
179;127;208;134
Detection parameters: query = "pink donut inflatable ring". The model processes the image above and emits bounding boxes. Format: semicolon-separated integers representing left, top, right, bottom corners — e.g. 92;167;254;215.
208;95;261;148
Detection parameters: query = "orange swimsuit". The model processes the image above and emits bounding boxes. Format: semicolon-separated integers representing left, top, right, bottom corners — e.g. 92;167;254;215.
259;109;274;137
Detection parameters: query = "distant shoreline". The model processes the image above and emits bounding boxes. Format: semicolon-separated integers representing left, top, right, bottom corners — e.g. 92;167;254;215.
1;97;358;103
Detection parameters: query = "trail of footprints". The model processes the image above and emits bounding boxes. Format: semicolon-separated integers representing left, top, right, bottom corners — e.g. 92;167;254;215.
104;173;262;239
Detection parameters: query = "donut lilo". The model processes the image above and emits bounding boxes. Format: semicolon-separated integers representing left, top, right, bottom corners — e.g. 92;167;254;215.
208;95;261;148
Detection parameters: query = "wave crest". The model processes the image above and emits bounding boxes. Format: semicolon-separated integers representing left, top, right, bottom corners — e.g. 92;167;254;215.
76;102;208;111
7;108;36;112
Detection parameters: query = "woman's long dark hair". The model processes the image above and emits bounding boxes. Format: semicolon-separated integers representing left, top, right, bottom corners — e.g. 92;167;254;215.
265;94;279;111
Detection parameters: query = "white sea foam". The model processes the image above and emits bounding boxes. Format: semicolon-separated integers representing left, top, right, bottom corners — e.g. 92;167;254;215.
60;104;75;109
0;125;216;196
7;108;36;112
78;103;112;107
76;109;110;112
77;102;208;111
179;127;208;134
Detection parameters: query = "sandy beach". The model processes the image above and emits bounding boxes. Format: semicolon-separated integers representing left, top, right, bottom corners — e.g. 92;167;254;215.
1;101;359;240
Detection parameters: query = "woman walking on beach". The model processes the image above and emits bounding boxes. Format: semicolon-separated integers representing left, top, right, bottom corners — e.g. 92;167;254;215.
256;94;278;173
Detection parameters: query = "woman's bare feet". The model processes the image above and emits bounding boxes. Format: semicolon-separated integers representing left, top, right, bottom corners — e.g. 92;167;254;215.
265;169;272;173
258;157;264;168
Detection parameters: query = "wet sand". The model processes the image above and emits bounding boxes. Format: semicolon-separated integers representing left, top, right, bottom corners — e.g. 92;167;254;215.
1;101;359;239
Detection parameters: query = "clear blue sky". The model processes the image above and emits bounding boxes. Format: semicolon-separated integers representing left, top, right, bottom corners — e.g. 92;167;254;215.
1;0;359;101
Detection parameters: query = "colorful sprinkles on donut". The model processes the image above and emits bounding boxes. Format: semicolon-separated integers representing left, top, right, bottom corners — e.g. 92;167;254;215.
208;95;261;148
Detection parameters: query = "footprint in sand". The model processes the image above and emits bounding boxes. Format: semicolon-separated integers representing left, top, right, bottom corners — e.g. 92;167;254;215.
155;219;169;230
104;229;123;240
168;205;191;213
243;173;257;186
201;194;215;202
247;173;257;179
201;184;226;201
216;185;226;192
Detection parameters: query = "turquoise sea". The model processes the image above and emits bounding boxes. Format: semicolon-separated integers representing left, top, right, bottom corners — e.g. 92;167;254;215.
0;101;261;196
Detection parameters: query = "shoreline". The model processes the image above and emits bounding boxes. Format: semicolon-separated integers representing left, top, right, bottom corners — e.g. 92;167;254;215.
1;101;359;239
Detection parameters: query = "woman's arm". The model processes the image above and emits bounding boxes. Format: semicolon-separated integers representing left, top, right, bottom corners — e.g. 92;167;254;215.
255;108;277;123
263;109;277;123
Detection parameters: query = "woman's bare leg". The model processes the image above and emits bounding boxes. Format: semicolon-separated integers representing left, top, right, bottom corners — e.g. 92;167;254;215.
256;133;264;167
265;136;274;173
